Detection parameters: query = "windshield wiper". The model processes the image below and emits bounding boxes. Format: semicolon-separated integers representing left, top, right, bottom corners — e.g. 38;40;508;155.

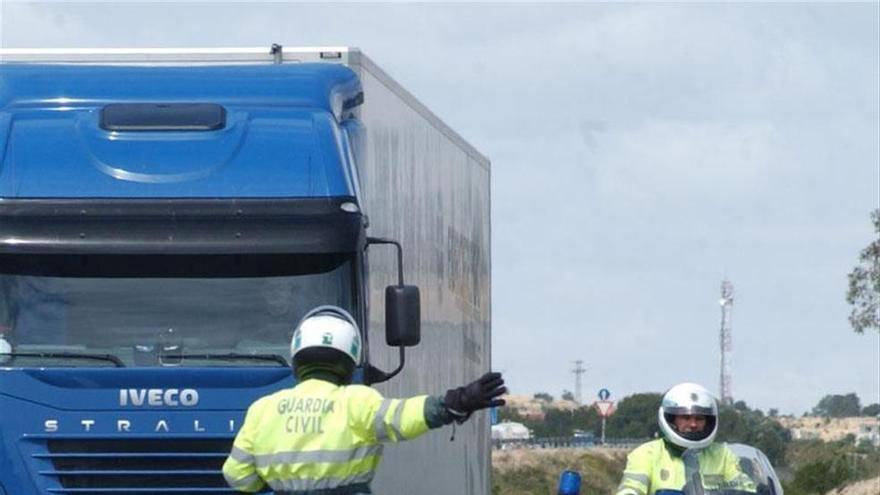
0;351;125;367
174;353;289;367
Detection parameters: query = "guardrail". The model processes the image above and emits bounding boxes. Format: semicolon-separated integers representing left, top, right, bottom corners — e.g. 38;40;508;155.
493;437;650;450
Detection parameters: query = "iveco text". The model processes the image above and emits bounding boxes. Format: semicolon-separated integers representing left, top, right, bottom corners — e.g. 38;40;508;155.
119;388;199;407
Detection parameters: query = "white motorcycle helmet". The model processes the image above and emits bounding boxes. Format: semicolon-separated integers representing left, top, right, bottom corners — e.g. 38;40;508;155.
290;306;362;368
658;382;719;450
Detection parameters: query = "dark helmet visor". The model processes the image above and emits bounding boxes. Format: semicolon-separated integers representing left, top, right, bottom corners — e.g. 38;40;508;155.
663;413;717;442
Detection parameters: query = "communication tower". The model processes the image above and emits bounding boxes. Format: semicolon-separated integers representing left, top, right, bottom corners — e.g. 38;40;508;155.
718;280;734;405
572;360;586;405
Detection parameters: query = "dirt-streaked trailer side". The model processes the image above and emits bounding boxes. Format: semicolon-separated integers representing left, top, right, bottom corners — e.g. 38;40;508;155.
348;50;492;495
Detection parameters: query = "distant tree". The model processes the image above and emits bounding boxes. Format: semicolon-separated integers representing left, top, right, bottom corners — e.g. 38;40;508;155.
536;408;571;437
862;403;880;416
561;390;575;402
856;438;875;449
533;392;554;402
606;393;662;439
575;406;602;435
768;408;779;417
717;400;790;465
812;393;861;417
499;398;603;439
846;209;880;334
537;406;602;437
497;405;525;424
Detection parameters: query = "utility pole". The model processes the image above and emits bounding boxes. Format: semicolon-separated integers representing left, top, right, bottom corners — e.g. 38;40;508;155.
719;280;734;405
572;360;586;405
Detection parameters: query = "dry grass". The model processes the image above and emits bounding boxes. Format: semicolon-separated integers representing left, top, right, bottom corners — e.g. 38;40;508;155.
492;448;627;495
824;476;880;495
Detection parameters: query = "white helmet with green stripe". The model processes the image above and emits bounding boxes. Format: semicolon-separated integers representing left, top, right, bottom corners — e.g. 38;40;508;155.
658;382;719;450
290;306;362;366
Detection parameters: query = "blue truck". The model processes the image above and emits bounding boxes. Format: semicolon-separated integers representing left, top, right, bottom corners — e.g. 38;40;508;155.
0;46;491;494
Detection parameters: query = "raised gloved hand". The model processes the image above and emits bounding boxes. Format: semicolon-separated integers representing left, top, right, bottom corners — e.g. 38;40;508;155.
443;371;506;423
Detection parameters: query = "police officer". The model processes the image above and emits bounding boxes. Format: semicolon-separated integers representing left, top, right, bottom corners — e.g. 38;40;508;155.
616;382;752;495
222;305;506;494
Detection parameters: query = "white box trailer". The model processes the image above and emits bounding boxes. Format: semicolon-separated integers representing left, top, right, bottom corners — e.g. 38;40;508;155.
350;49;493;495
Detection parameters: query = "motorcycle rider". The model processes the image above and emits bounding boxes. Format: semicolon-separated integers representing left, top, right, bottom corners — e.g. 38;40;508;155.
616;382;753;495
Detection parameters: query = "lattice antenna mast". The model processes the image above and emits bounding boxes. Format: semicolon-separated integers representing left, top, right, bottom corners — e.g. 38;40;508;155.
572;360;586;405
718;280;734;405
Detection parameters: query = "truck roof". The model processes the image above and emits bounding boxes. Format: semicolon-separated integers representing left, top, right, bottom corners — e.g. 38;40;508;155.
0;46;350;64
0;45;490;168
0;62;361;198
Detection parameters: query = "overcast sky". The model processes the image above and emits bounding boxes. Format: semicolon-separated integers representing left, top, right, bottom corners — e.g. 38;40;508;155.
2;1;878;415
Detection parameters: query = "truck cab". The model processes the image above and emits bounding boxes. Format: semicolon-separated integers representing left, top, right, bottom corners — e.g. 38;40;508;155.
0;47;441;495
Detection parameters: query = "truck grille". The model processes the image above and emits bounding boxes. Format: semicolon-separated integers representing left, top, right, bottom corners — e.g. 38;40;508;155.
33;437;260;494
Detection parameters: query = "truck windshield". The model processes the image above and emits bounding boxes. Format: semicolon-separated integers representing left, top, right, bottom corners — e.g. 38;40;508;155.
0;253;357;367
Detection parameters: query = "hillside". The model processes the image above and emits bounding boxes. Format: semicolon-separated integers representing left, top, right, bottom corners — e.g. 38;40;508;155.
824;477;880;495
774;416;879;444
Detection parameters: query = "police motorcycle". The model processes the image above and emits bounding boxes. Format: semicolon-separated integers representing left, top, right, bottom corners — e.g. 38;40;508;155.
726;444;784;495
556;443;783;495
675;443;783;495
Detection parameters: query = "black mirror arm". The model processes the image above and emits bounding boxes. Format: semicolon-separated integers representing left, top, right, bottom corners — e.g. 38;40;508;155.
364;237;415;384
366;237;404;285
364;345;405;385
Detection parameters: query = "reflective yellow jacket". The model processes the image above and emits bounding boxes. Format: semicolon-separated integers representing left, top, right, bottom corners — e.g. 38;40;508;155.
617;439;752;495
222;378;431;494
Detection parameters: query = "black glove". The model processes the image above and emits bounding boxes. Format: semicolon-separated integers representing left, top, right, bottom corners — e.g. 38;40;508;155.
443;371;507;423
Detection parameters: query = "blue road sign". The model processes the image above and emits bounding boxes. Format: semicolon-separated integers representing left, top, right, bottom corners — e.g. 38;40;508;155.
598;388;611;400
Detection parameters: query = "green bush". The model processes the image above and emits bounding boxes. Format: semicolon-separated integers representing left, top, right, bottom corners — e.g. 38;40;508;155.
782;439;880;495
789;460;854;494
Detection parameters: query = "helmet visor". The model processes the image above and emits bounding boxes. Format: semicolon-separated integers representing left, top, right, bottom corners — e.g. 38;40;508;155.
663;405;715;416
664;413;717;442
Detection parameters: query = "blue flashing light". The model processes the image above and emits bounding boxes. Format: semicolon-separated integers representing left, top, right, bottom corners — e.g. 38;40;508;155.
558;470;582;495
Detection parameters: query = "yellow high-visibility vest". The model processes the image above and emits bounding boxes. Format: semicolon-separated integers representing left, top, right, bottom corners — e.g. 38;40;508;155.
617;439;753;495
222;378;430;493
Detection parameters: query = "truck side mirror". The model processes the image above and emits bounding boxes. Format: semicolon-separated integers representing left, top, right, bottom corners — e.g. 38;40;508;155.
385;285;420;346
364;236;421;385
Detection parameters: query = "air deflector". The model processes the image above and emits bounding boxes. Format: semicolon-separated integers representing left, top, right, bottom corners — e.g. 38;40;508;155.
101;103;226;131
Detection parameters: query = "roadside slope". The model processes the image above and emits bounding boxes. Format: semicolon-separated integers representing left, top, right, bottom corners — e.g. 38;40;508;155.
492;448;626;495
825;476;880;495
